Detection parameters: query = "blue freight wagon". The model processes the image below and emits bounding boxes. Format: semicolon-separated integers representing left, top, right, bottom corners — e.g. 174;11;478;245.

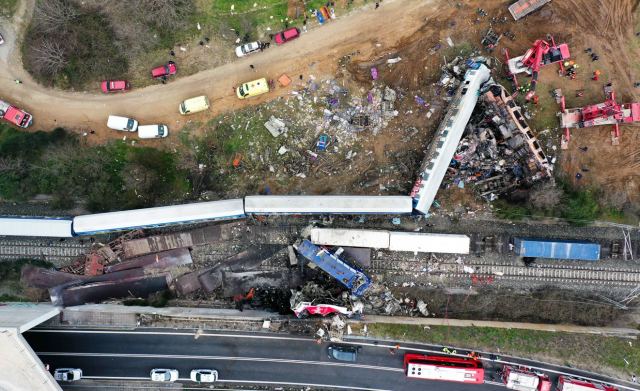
294;239;372;296
513;238;600;261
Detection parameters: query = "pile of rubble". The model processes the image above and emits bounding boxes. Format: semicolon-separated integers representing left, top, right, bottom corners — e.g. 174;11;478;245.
445;83;552;201
235;77;402;182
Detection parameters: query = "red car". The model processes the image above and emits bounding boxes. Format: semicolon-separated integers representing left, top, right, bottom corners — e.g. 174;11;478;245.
100;80;130;93
274;27;300;45
151;61;177;79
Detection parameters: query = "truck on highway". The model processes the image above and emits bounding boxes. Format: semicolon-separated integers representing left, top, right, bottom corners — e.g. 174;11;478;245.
294;239;371;296
556;375;618;391
0;99;33;128
512;238;600;261
502;366;551;391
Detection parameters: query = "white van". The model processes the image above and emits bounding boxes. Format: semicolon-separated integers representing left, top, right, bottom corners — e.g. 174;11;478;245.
179;95;210;115
138;124;169;139
107;115;138;132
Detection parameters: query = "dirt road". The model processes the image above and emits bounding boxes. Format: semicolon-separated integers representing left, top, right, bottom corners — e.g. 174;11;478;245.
0;0;443;138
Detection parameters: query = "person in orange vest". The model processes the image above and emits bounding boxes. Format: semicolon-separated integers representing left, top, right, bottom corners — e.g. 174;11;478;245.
593;70;601;81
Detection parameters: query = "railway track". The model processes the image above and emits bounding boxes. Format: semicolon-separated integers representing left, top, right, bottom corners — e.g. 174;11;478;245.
0;239;91;264
368;259;640;286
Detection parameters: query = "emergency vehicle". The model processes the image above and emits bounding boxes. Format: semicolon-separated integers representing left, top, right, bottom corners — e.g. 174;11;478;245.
503;365;551;391
0;99;32;128
556;375;618;391
404;353;484;384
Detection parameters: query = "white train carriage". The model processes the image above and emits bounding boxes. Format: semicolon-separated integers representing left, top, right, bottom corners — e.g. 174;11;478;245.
310;228;390;249
72;199;246;235
0;217;73;237
244;195;413;215
389;232;470;254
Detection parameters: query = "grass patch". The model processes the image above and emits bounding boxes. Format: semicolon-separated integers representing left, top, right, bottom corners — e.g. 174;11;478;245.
0;124;190;212
0;259;54;301
0;0;17;18
368;323;640;375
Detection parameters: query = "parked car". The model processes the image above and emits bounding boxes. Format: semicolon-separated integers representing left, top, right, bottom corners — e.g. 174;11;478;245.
100;80;130;93
274;27;300;45
151;61;177;79
0;32;4;45
150;368;179;382
107;115;138;132
190;369;218;383
236;78;269;99
235;41;262;57
327;344;360;362
54;368;82;382
137;124;168;139
179;95;210;115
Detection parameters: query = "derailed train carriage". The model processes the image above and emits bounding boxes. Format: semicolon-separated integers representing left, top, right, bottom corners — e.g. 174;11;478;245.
0;195;413;237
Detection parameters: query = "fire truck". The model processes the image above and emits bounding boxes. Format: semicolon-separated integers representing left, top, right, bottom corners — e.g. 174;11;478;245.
556;375;618;391
403;353;484;384
0;99;33;128
503;365;551;391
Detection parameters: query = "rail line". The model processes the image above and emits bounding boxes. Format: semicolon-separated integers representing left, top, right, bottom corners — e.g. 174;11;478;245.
368;259;640;286
0;239;90;263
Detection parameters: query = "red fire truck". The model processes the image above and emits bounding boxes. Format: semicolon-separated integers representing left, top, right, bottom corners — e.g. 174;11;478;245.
0;99;33;128
503;365;551;391
556;375;618;391
403;353;484;384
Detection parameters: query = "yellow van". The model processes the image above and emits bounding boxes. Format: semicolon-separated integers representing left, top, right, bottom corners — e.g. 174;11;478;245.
179;95;210;115
236;78;269;99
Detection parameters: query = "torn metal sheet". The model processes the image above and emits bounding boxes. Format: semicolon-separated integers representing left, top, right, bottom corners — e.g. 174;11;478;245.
122;222;243;258
105;248;192;273
198;270;223;293
174;266;216;296
51;275;170;307
21;265;85;289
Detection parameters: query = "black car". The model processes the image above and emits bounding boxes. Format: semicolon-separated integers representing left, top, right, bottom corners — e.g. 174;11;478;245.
327;344;360;362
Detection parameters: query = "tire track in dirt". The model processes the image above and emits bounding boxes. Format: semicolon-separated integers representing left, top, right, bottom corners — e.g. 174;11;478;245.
0;0;444;142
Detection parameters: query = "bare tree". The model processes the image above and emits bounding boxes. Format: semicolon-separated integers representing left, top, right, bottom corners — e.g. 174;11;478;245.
0;157;24;173
33;0;78;34
529;182;564;212
30;40;68;76
136;0;193;29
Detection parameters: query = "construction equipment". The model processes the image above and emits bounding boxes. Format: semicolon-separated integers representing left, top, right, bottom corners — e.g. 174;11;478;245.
507;36;570;101
560;84;640;145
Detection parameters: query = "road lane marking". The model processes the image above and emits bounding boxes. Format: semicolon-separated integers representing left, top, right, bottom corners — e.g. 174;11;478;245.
30;329;311;342
37;351;403;373
33;329;635;390
81;377;392;391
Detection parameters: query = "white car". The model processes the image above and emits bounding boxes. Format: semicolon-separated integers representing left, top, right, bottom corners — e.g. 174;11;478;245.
54;368;82;382
107;115;138;132
0;32;4;45
190;369;218;383
235;41;262;57
150;368;179;382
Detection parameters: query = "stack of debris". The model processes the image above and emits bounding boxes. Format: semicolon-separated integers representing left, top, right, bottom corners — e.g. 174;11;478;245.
22;248;193;306
445;84;551;201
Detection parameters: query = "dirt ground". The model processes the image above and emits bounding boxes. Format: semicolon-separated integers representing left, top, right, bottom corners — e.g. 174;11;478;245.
3;0;640;206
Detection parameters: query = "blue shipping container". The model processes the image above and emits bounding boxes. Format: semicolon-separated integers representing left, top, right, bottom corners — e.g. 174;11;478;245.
295;239;372;296
513;238;600;261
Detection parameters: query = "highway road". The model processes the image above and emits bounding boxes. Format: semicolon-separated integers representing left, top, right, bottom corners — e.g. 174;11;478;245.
25;328;638;391
25;328;505;391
